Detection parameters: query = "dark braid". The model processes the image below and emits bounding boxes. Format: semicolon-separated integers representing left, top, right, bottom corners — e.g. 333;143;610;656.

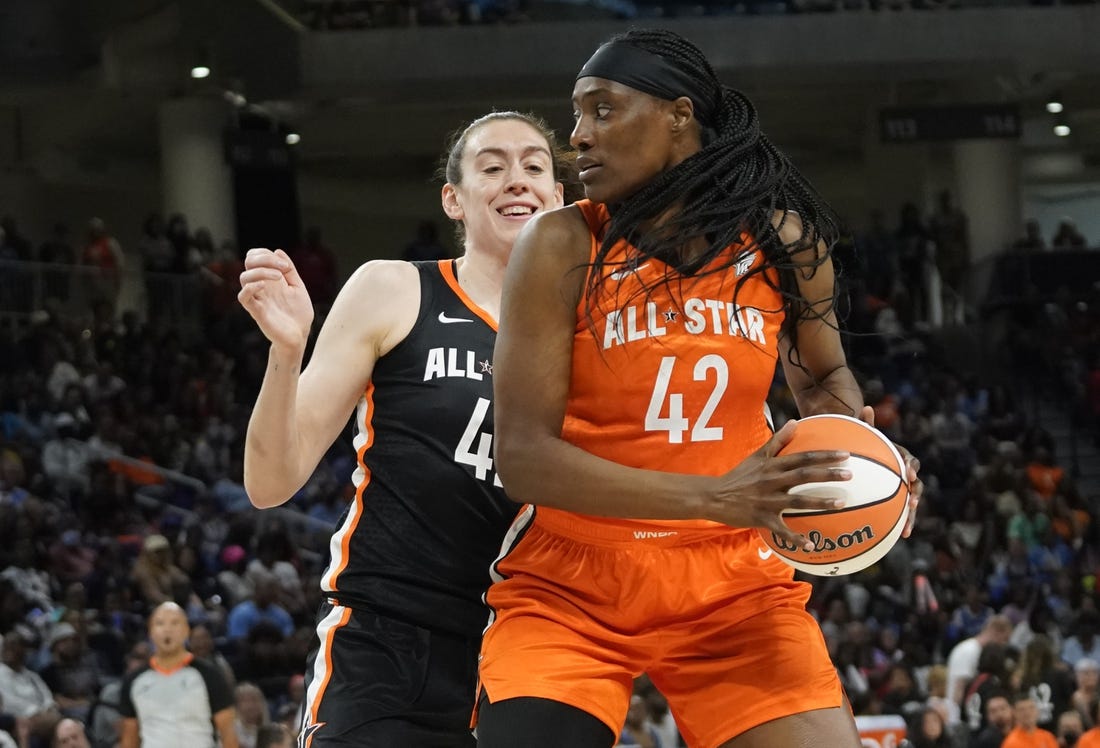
584;28;844;362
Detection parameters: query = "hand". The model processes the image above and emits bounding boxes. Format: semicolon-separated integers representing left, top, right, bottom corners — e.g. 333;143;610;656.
709;419;852;549
238;248;315;351
859;405;923;538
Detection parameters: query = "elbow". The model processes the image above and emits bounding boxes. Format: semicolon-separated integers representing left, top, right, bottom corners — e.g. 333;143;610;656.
494;434;540;503
243;474;290;510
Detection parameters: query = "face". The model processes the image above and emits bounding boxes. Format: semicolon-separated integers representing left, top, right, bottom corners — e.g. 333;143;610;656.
1014;698;1038;729
55;719;91;748
986;696;1013;731
571;77;693;204
188;625;213;657
442;119;563;255
1076;663;1099;689
149;603;190;657
922;710;943;739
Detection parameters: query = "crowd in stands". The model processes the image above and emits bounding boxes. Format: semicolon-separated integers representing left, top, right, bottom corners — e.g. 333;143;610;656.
298;0;1100;31
0;200;1098;747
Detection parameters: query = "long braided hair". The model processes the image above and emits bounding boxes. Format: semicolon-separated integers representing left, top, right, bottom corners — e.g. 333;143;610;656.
584;29;844;361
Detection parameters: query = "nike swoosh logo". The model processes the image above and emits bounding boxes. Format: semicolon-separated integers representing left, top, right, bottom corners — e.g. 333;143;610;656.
609;263;649;281
757;547;774;560
438;312;473;324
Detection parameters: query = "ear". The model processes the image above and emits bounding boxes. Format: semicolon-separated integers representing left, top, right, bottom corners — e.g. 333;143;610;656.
552;181;565;209
670;96;696;134
441;183;464;221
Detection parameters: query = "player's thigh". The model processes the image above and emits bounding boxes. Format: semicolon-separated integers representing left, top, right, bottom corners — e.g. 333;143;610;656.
650;599;844;748
718;706;861;748
476;695;615;748
301;603;476;745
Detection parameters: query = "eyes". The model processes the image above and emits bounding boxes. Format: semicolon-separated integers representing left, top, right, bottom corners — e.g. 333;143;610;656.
572;103;612;121
481;162;548;176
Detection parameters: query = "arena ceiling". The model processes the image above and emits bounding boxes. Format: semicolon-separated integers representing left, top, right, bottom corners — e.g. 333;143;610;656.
2;0;1099;195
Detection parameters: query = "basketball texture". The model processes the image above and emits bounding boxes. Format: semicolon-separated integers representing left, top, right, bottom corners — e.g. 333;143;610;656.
758;413;909;576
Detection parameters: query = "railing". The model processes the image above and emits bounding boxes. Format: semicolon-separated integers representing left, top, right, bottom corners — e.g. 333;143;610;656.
80;440;333;567
0;260;204;339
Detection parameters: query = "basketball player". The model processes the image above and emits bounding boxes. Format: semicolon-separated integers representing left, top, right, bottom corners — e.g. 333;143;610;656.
238;112;565;746
476;29;923;748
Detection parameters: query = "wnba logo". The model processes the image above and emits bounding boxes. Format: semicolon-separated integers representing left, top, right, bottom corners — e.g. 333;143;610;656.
771;525;875;554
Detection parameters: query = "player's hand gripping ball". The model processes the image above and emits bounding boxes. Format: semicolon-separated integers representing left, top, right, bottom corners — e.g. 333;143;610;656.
758;414;910;577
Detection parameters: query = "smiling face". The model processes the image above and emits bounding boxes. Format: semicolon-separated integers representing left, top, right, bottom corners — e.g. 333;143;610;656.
570;77;698;205
441;118;563;256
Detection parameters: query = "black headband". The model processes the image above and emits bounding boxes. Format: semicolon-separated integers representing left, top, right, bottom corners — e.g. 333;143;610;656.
576;41;716;127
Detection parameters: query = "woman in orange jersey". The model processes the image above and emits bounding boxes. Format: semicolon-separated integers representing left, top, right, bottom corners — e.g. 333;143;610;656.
238;112;565;746
476;29;923;748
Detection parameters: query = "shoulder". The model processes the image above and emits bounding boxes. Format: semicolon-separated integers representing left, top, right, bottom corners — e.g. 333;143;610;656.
341;259;420;299
516;205;592;267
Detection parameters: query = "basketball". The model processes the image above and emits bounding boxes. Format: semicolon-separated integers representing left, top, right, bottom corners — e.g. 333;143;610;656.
758;413;910;577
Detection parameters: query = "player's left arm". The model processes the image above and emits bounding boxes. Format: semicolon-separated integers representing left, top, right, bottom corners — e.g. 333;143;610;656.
212;707;239;748
773;210;862;418
775;210;923;536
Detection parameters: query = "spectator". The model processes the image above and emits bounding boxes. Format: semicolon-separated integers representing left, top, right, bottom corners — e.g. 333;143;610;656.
1080;699;1100;748
946;614;1013;706
225;575;294;643
1070;658;1099;728
38;223;76;265
971;691;1015;748
50;717;90;748
40;623;101;722
189;623;235;690
0;631;61;743
255;724;293;748
1051;219;1087;249
87;640;149;748
1014;219;1047;252
0;217;32;261
962;643;1014;735
908;706;952;748
1058;709;1086;748
1003;692;1059;748
233;682;269;748
81;218;124;305
1063;612;1100;669
118;602;238;748
928;189;969;291
616;694;662;747
130;534;190;610
1011;634;1074;732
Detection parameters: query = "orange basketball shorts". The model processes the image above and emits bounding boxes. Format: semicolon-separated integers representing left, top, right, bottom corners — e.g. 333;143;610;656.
476;506;843;748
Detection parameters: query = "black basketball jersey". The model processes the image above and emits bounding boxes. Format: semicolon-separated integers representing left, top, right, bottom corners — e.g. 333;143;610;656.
320;260;517;637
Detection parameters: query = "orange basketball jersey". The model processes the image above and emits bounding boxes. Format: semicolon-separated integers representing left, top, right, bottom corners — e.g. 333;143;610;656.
549;199;785;536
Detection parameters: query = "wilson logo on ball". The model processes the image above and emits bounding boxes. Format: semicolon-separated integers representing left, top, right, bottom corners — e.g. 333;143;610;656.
770;525;876;554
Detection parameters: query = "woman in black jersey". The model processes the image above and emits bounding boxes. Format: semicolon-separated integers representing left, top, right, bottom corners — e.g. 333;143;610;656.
237;112;565;747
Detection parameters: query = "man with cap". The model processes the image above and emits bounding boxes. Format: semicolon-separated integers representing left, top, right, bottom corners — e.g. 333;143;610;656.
40;621;100;722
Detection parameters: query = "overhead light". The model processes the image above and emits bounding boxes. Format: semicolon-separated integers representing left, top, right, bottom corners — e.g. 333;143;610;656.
285;133;301;145
1046;92;1063;114
1054;124;1071;137
191;65;211;79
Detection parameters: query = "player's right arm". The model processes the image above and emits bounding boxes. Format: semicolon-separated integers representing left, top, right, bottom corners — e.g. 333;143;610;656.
239;250;418;508
493;208;848;546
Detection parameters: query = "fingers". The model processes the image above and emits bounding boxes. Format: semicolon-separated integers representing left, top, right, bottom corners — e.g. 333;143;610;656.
762;419;797;458
901;452;922;538
859;405;875;427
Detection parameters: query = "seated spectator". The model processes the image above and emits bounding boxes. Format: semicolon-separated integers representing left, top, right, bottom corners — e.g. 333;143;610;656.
907;706;951;748
233;682;269;748
1058;709;1086;747
226;576;294;643
616;694;662;747
0;631;61;743
971;691;1014;748
1051;219;1087;249
1011;634;1074;732
1079;699;1100;748
1063;612;1100;669
87;641;149;748
1070;658;1099;728
130;534;190;610
40;623;101;722
189;623;236;690
255;723;294;748
50;717;90;748
245;530;305;618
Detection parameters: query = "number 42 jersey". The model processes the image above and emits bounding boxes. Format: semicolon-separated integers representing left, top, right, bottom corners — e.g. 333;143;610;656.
320;259;517;637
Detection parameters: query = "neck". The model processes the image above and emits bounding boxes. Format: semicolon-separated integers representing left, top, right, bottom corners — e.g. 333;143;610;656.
153;650;189;669
454;249;507;317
